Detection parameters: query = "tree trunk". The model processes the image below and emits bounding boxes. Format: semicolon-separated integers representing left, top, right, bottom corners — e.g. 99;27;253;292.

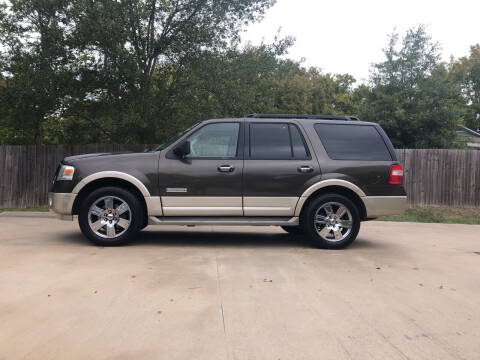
34;114;43;145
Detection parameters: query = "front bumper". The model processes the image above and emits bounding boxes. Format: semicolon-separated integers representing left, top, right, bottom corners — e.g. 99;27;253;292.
48;192;77;220
363;196;407;218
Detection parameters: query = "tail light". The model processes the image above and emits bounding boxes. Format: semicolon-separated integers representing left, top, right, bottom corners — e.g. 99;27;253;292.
389;164;403;185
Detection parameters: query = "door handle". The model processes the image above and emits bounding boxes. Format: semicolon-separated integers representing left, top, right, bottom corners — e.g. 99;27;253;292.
218;165;235;173
298;165;313;173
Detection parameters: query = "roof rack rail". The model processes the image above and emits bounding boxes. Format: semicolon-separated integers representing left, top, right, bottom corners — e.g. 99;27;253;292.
244;113;360;121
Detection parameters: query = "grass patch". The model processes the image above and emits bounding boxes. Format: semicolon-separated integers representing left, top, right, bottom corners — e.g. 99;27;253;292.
0;206;49;213
377;206;480;225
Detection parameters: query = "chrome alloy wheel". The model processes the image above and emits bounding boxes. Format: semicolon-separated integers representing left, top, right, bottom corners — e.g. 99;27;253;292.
314;202;353;242
87;196;131;239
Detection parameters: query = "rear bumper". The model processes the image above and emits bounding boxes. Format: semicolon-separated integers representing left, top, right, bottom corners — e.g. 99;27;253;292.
48;192;76;220
363;196;407;218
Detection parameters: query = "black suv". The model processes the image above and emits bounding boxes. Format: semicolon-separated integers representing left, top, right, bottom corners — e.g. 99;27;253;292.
49;114;406;248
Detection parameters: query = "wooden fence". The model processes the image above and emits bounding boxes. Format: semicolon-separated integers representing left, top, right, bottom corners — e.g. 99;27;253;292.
396;149;480;207
0;144;147;208
0;146;479;208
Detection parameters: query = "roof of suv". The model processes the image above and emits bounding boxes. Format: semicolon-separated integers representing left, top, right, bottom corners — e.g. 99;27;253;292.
239;113;376;126
201;114;376;126
245;113;360;121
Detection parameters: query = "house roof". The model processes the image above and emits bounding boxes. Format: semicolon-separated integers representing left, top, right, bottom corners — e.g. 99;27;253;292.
457;125;480;138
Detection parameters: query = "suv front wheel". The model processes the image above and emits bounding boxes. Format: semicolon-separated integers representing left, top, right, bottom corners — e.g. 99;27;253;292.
78;186;143;246
302;194;360;249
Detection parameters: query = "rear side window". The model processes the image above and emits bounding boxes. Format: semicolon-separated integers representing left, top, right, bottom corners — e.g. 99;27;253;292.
314;124;392;161
249;123;309;160
290;125;309;159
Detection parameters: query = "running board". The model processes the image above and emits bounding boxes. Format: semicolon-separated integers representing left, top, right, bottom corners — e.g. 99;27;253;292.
148;216;299;226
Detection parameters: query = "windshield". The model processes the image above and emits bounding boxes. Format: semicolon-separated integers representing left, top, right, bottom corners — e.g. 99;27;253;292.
154;122;200;151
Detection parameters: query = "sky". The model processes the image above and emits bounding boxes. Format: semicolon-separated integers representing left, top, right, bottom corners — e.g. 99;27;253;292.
241;0;480;83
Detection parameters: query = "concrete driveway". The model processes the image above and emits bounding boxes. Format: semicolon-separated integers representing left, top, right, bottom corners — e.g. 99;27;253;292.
0;213;479;360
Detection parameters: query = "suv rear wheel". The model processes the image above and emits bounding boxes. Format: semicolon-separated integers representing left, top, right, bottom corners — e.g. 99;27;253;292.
78;186;143;246
302;193;360;249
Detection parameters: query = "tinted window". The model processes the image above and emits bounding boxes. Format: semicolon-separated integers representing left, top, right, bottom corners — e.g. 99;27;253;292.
290;125;309;159
250;123;309;159
314;124;392;161
187;122;239;158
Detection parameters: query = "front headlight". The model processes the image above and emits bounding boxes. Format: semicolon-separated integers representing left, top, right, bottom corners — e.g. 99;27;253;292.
57;164;75;181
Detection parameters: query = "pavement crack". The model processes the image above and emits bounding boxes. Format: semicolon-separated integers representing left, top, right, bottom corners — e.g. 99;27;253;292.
220;302;226;335
214;248;231;359
216;254;226;335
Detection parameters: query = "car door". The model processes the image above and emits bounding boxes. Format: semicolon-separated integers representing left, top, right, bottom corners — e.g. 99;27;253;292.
243;121;320;216
159;121;244;216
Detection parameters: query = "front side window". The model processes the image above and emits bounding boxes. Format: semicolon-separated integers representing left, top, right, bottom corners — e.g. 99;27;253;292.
249;123;309;159
186;122;240;158
314;124;392;161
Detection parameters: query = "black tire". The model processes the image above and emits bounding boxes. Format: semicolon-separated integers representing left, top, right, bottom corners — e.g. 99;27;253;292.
140;217;148;230
78;186;144;246
281;226;304;235
301;193;360;249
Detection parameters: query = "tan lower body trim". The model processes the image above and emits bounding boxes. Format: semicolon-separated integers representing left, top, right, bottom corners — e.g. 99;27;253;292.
294;179;367;216
243;197;299;216
161;196;242;216
363;196;407;217
72;171;150;196
48;192;76;215
145;196;163;216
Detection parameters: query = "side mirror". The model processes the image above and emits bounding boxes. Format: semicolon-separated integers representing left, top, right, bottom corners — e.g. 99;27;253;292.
173;141;191;158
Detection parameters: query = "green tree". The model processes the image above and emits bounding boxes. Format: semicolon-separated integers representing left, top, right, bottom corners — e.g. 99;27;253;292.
142;38;294;140
449;44;480;130
67;0;276;143
0;0;276;144
361;25;462;148
144;39;359;141
0;0;74;144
